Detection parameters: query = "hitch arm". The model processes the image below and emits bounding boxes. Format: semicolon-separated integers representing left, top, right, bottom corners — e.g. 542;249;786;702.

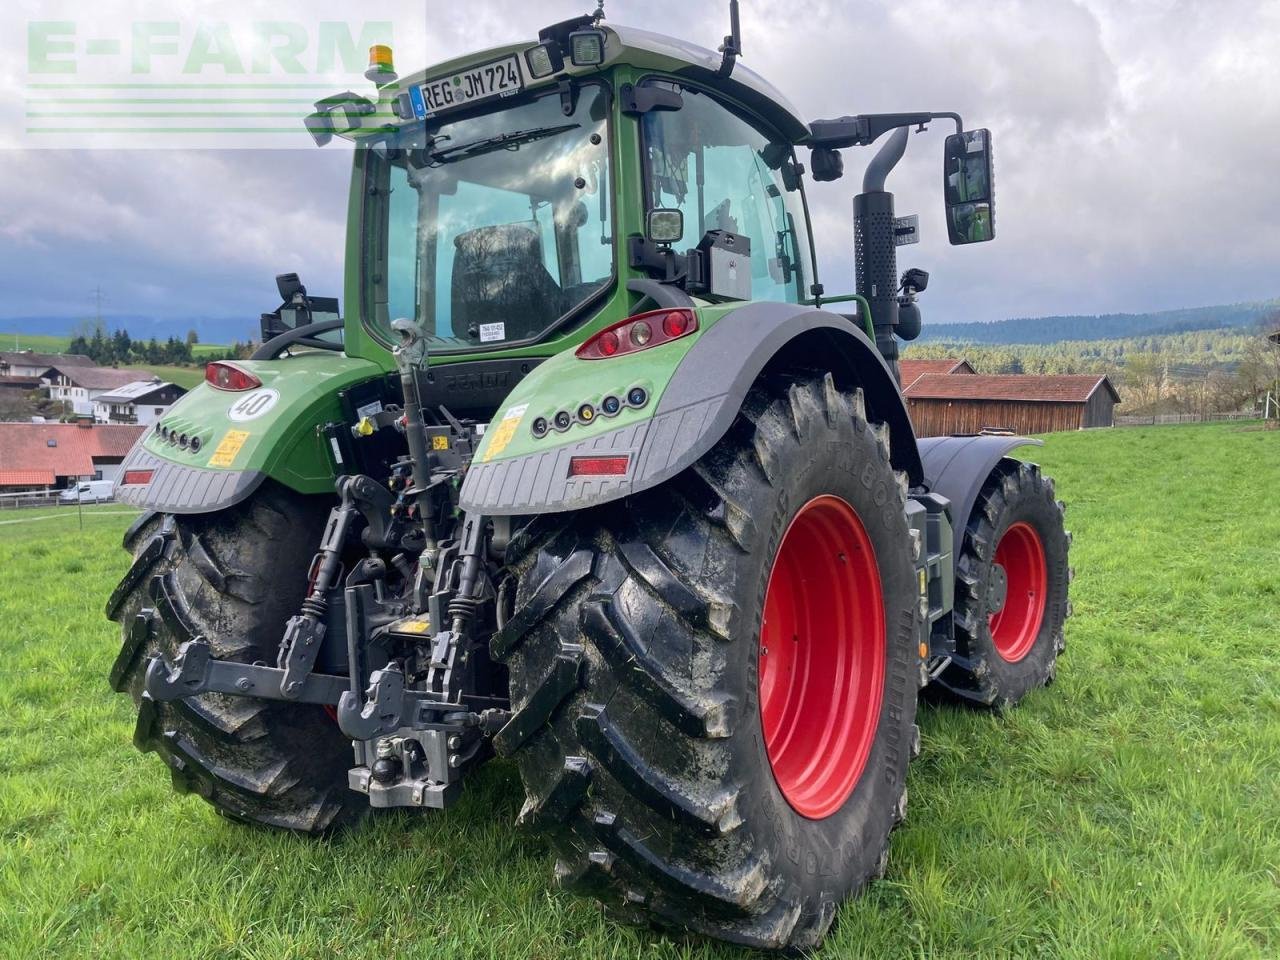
143;638;349;705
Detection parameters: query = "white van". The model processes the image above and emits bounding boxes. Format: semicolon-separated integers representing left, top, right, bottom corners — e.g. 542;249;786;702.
60;479;114;503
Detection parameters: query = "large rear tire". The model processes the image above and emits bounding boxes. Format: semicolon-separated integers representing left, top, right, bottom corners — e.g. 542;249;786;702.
930;459;1071;707
107;483;365;833
494;374;920;950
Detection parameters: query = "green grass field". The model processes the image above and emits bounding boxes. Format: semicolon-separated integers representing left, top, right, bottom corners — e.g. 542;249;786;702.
116;363;206;390
1;423;1277;958
1;331;229;358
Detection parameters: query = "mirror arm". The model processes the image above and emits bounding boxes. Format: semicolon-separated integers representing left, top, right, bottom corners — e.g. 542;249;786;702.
808;111;965;149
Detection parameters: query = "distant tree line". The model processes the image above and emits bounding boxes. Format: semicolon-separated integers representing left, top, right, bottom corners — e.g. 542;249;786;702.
920;299;1280;346
66;323;256;367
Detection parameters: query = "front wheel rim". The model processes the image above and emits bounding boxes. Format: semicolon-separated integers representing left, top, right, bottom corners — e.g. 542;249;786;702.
989;521;1048;662
758;495;886;820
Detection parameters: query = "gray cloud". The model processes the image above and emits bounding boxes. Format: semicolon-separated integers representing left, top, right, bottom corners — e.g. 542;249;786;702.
1;0;1276;333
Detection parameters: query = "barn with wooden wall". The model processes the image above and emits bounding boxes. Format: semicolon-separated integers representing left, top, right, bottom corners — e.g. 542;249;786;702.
905;374;1121;437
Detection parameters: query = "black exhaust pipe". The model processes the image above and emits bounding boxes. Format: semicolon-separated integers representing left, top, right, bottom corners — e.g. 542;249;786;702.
854;126;909;383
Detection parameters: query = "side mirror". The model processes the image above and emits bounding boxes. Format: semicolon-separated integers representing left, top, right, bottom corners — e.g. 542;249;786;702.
646;208;684;244
943;128;995;244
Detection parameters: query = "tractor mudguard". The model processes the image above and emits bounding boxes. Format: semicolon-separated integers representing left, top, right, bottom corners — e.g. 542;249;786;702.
917;434;1043;567
115;352;383;515
459;301;921;515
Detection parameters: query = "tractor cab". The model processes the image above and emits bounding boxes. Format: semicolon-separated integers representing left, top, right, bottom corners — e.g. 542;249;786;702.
308;12;995;385
308;17;830;372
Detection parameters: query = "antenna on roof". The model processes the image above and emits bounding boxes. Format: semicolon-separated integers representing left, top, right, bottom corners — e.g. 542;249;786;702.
717;0;742;78
592;0;606;23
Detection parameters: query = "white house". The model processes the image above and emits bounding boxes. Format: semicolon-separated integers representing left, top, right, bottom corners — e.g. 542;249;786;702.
45;365;158;416
92;380;186;425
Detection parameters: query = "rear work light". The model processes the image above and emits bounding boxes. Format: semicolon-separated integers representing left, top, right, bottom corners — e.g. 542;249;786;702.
206;361;262;391
575;308;698;360
568;455;630;477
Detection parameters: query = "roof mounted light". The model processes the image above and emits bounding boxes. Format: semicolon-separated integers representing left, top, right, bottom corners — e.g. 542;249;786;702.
525;42;562;79
365;44;397;84
568;28;606;66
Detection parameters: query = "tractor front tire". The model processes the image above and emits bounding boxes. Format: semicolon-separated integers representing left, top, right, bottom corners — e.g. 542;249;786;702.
930;459;1070;707
107;483;365;833
495;374;920;950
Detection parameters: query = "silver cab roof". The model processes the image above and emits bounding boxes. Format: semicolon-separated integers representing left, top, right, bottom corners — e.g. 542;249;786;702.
385;23;811;143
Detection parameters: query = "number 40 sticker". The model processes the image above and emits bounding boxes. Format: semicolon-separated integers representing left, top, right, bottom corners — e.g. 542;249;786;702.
227;388;279;422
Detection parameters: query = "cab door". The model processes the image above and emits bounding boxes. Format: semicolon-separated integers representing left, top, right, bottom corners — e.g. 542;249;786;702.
636;79;815;304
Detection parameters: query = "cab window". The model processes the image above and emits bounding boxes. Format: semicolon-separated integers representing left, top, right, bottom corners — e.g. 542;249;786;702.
640;82;812;303
365;83;614;351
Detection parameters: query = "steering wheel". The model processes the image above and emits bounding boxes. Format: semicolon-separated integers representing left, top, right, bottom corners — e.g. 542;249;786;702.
250;319;344;360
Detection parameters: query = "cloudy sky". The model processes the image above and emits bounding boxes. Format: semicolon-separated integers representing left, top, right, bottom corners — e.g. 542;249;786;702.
1;0;1277;338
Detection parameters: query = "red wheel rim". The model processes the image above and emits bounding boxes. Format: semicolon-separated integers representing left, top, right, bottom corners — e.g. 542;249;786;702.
989;521;1047;662
758;495;885;820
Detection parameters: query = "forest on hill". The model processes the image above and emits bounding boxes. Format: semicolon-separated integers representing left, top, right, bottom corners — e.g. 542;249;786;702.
921;299;1280;345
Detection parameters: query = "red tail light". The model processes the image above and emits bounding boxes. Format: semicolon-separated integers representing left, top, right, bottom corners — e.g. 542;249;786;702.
576;309;698;360
122;470;153;485
568;455;630;477
206;361;262;391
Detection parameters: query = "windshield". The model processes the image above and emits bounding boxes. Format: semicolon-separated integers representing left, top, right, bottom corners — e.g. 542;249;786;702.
363;83;613;351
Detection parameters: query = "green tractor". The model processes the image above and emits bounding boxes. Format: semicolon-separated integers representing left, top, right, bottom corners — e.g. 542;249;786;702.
107;7;1069;950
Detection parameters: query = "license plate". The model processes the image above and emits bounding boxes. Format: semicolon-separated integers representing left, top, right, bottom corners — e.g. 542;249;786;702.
408;55;524;119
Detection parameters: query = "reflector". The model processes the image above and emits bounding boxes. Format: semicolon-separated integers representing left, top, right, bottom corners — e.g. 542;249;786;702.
568;455;630;477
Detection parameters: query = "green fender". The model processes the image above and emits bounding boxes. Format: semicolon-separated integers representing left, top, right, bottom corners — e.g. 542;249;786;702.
460;300;921;515
115;351;383;514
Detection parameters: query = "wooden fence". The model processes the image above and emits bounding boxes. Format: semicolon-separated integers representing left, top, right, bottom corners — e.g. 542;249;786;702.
0;489;116;510
1115;412;1260;426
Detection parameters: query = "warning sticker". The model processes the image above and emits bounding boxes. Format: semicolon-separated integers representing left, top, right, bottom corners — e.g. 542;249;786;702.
431;435;449;450
391;616;431;635
208;429;251;468
481;403;528;462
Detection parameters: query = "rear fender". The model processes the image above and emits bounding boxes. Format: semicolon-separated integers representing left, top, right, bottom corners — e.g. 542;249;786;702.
459;301;921;515
116;353;383;514
917;435;1044;569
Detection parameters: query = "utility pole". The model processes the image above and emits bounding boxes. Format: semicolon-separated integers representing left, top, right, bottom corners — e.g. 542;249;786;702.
91;286;106;333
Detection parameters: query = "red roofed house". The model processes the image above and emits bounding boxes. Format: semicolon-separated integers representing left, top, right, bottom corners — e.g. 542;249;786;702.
0;421;145;492
898;357;976;389
905;374;1121;436
45;365;157;417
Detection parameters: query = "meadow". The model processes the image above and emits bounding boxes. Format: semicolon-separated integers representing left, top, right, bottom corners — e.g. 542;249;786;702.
2;331;229;359
0;422;1276;958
